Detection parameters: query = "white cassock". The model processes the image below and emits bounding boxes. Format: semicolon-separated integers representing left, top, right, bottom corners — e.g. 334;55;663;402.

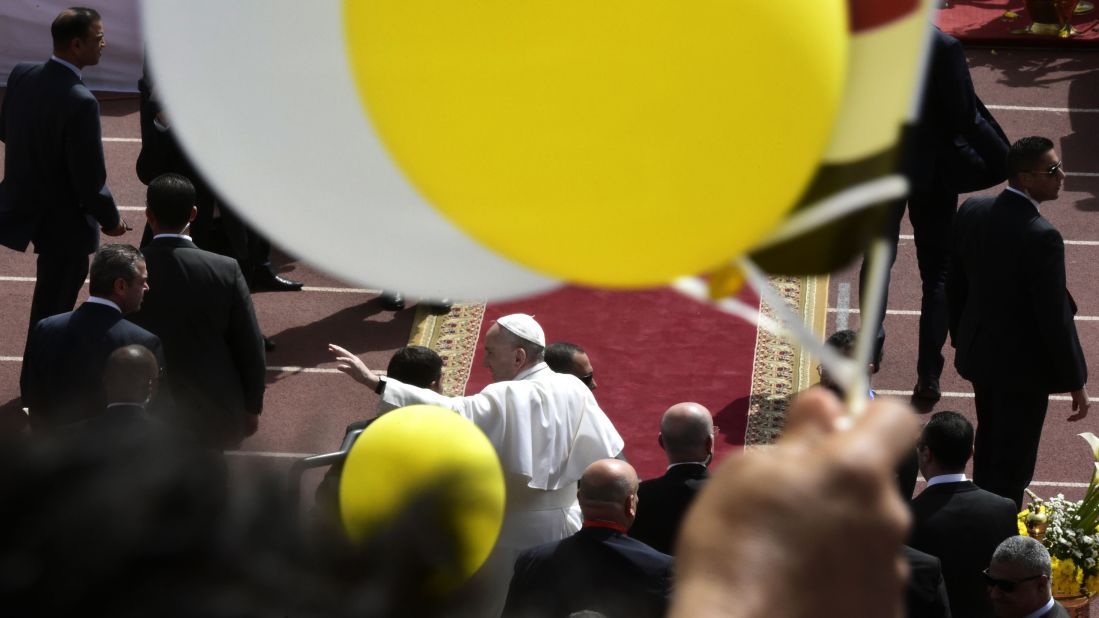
380;361;624;615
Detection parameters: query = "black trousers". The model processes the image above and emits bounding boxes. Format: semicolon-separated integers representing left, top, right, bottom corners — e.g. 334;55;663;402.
971;381;1049;510
29;251;90;332
859;188;957;378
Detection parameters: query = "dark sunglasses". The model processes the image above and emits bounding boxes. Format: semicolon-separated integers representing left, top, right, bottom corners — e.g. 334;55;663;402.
1027;160;1063;177
982;568;1043;592
579;372;595;388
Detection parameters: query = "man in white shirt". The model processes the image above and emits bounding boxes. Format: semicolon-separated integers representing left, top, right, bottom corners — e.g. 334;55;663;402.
330;313;624;615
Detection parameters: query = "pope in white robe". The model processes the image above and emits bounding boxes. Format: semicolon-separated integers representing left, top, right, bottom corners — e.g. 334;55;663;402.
330;313;624;616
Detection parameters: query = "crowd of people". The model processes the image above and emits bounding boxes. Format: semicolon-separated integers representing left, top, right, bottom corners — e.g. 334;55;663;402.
0;6;1091;618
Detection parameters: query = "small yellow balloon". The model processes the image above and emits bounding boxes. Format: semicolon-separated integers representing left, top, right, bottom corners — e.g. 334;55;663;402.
339;405;505;591
344;1;848;287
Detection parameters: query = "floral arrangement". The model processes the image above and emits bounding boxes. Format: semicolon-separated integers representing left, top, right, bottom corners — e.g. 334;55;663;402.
1019;432;1099;597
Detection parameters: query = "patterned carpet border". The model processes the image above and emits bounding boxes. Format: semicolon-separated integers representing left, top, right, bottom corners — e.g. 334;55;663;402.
407;303;486;397
744;276;830;447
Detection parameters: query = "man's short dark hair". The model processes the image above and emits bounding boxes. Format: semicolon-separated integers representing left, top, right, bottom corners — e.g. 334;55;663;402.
1007;136;1055;179
919;411;973;470
825;329;858;358
89;244;144;297
147;173;197;229
545;342;584;374
386;346;443;390
51;7;100;51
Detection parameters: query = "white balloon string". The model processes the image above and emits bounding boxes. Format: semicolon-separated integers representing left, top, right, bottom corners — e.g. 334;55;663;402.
736;257;858;396
848;237;892;417
671;276;784;335
750;175;909;252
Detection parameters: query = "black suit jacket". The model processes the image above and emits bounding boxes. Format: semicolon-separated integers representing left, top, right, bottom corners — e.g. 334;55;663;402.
906;29;1009;195
0;60;118;254
131;236;265;448
903;545;952;618
629;462;708;555
20;302;163;428
948;190;1087;393
504;526;673;618
910;481;1019;618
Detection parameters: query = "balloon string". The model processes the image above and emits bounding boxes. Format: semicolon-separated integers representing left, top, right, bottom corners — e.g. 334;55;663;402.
847;237;891;417
750;175;908;252
735;258;859;398
671;276;784;334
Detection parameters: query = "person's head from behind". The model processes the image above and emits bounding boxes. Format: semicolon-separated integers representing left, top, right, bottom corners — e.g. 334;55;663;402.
103;345;159;406
51;7;104;68
916;411;972;478
658;402;714;466
387;346;443;393
818;329;865;396
146;173;198;234
987;535;1052;618
482;314;545;382
1007;136;1064;203
545;341;596;390
577;459;640;529
89;244;148;315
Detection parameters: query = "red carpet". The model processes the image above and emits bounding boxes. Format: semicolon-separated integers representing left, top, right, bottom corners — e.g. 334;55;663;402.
937;1;1099;47
470;285;761;480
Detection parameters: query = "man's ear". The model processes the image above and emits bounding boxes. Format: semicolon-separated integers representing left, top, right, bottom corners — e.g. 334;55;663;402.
189;205;198;223
514;347;527;367
112;277;127;297
657;433;666;451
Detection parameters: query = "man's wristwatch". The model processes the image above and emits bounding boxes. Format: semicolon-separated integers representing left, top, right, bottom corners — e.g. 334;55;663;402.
375;377;386;395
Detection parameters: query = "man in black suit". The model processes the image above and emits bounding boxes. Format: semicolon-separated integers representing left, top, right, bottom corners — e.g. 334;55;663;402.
861;27;1009;401
903;545;952;618
910;411;1018;618
629;402;712;554
504;459;673;618
988;536;1070;618
0;8;129;335
20;244;162;430
131;174;266;449
948;136;1089;508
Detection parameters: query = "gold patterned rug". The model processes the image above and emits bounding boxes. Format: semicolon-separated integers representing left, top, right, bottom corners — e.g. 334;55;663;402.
743;276;830;447
406;303;487;397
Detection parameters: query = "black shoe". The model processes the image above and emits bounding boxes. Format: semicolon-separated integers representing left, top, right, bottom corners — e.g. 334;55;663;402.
379;291;405;312
264;336;276;352
422;299;453;315
251;265;304;292
912;377;941;403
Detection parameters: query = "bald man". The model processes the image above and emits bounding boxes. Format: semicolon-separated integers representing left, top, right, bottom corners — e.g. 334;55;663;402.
504;459;673;618
629;402;713;554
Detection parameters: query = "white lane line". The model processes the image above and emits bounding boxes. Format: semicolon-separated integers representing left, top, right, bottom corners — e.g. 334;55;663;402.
225;450;318;459
827;307;1099;321
898;234;1099;246
986;104;1099;113
0;356;22;362
0;275;378;295
267;366;341;374
835;282;850;330
102;137;140;143
875;389;1099;403
1068;172;1099;178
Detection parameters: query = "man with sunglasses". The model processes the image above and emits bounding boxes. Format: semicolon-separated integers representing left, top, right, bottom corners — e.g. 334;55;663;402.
986;536;1068;617
948;136;1089;510
545;341;597;391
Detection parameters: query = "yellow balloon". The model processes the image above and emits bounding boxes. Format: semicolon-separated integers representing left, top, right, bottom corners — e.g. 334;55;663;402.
339;405;505;591
344;1;848;287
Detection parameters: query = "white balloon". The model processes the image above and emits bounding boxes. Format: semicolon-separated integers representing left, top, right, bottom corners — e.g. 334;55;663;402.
140;0;559;301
